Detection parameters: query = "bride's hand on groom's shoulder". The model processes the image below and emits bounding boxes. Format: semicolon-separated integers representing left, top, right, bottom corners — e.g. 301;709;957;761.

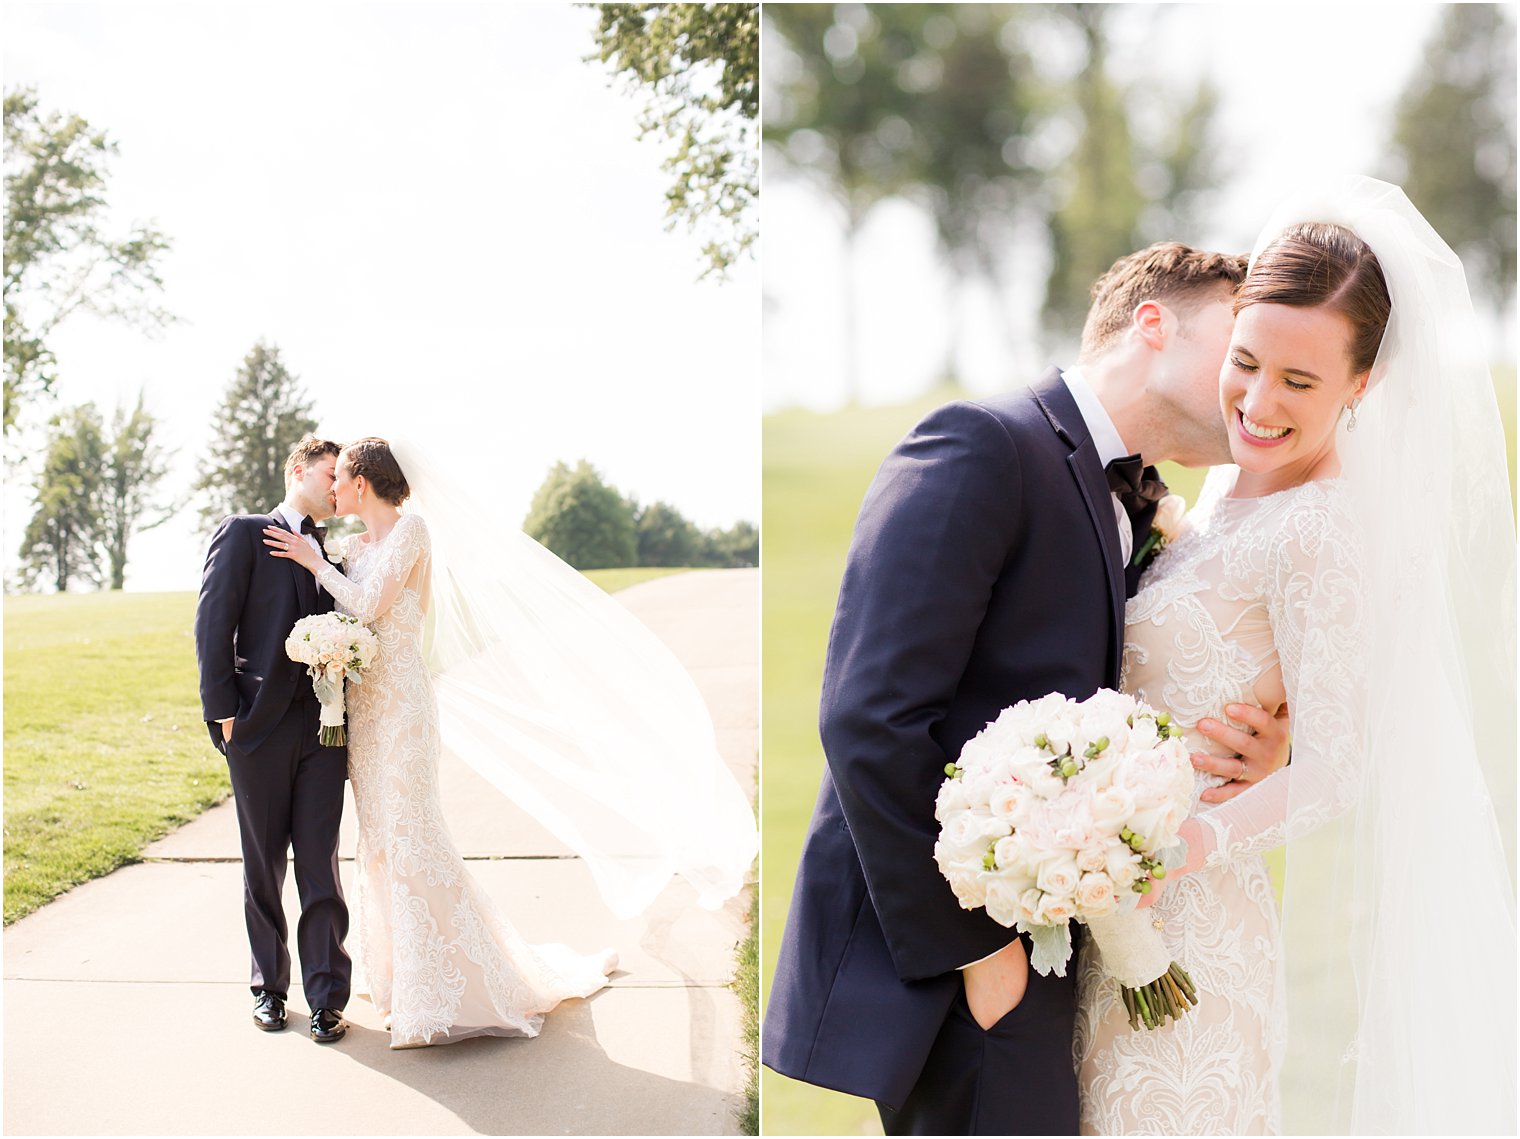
1193;704;1291;805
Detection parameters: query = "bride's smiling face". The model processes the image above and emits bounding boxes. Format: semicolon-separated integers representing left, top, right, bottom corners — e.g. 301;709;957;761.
1219;302;1368;492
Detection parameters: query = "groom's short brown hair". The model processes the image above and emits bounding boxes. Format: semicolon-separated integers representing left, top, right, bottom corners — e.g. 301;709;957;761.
1079;243;1247;360
283;435;341;485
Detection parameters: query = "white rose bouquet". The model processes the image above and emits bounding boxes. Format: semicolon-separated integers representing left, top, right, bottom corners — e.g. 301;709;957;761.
934;689;1199;1030
284;613;379;746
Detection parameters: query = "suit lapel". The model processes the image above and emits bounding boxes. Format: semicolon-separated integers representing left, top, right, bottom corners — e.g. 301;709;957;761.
268;513;318;614
1030;369;1126;684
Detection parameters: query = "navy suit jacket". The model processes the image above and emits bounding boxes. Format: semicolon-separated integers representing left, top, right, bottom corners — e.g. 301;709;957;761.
194;511;336;756
763;371;1151;1109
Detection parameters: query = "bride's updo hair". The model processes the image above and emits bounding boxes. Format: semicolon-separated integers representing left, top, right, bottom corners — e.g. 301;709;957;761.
1236;223;1391;374
342;437;410;506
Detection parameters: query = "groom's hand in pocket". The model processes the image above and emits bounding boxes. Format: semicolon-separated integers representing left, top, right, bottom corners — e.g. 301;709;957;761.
962;937;1028;1030
1193;703;1291;804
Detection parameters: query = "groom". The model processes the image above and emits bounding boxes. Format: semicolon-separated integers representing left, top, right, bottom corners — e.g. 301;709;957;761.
764;243;1292;1134
194;436;351;1044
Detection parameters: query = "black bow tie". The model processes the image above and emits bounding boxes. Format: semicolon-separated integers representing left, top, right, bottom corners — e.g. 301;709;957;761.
1104;455;1167;515
299;515;325;543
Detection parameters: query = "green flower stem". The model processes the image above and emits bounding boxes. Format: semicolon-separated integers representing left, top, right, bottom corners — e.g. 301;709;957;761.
1132;528;1163;567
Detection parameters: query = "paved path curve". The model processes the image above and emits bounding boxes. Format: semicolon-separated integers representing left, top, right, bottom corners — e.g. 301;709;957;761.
4;568;757;1136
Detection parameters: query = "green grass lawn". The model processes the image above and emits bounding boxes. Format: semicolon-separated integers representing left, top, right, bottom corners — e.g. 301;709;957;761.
4;591;225;925
759;374;1518;1136
2;565;687;926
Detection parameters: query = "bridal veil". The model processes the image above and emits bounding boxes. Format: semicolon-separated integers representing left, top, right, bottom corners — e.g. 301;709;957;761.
383;436;757;921
1207;176;1515;1133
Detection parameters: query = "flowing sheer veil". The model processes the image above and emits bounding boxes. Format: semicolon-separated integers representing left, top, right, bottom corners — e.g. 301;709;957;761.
383;436;757;921
1232;177;1515;1132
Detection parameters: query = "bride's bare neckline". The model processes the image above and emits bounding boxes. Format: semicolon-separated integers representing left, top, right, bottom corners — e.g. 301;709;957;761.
355;514;406;546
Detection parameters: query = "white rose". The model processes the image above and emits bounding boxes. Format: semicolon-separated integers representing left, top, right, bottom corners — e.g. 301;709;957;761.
939;811;989;855
987;781;1027;822
1010;756;1065;800
1076;843;1108;873
983;876;1023;927
1125;804;1169;849
1035;856;1081;899
936;778;972;820
1154;494;1187;540
1089;785;1136;835
1127;715;1160;752
991;835;1024;872
935;851;986;909
1106;844;1143;888
1038;893;1077;924
962;772;997;810
1075;871;1117;915
1017;887;1044;924
1044;714;1079;756
1010;825;1064;876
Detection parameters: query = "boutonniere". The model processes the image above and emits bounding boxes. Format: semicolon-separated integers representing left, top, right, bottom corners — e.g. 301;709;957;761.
1132;494;1186;568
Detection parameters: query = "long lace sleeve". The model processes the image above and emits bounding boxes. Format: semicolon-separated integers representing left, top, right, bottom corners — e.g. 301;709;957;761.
315;513;429;624
1193;485;1369;868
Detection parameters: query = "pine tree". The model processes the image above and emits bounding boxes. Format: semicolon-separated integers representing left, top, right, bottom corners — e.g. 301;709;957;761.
193;342;318;532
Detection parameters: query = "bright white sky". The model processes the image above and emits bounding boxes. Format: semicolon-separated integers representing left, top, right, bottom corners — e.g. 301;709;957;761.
4;1;759;591
763;2;1514;411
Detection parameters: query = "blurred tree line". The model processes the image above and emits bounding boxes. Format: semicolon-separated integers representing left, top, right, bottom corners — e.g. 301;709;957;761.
765;3;1516;400
524;458;758;570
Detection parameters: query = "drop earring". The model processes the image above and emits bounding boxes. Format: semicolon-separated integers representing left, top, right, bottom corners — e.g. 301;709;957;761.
1345;397;1361;432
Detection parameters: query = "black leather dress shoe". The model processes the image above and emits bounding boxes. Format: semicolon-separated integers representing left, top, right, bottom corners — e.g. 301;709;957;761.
252;990;286;1031
310;1008;346;1043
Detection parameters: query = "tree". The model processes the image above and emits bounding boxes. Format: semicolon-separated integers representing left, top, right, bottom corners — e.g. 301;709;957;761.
589;3;759;277
634;499;703;566
1386;5;1516;305
99;391;178;589
3;88;171;434
1040;6;1145;337
193;342;318;532
878;7;1043;371
764;5;924;402
523;459;638;569
18;403;105;591
701;519;757;567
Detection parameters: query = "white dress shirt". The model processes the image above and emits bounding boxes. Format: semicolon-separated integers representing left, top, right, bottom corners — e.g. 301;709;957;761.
1060;366;1136;564
274;501;326;560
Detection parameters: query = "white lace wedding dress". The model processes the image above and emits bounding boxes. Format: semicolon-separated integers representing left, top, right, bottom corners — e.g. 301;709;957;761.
315;512;615;1048
1074;473;1364;1135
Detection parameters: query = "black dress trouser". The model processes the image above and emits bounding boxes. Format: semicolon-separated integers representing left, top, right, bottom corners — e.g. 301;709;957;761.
224;690;351;1010
876;961;1079;1136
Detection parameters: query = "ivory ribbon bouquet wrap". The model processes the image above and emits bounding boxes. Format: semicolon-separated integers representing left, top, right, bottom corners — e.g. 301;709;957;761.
285;613;379;746
934;689;1199;1030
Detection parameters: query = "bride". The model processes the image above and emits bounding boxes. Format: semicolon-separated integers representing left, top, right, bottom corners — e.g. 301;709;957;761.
264;436;756;1047
1074;178;1516;1134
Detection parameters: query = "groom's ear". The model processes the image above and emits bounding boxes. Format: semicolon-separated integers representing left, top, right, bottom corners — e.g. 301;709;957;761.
1131;300;1167;350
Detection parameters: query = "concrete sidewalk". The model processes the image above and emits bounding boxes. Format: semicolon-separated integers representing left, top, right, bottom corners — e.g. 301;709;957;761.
4;568;757;1136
